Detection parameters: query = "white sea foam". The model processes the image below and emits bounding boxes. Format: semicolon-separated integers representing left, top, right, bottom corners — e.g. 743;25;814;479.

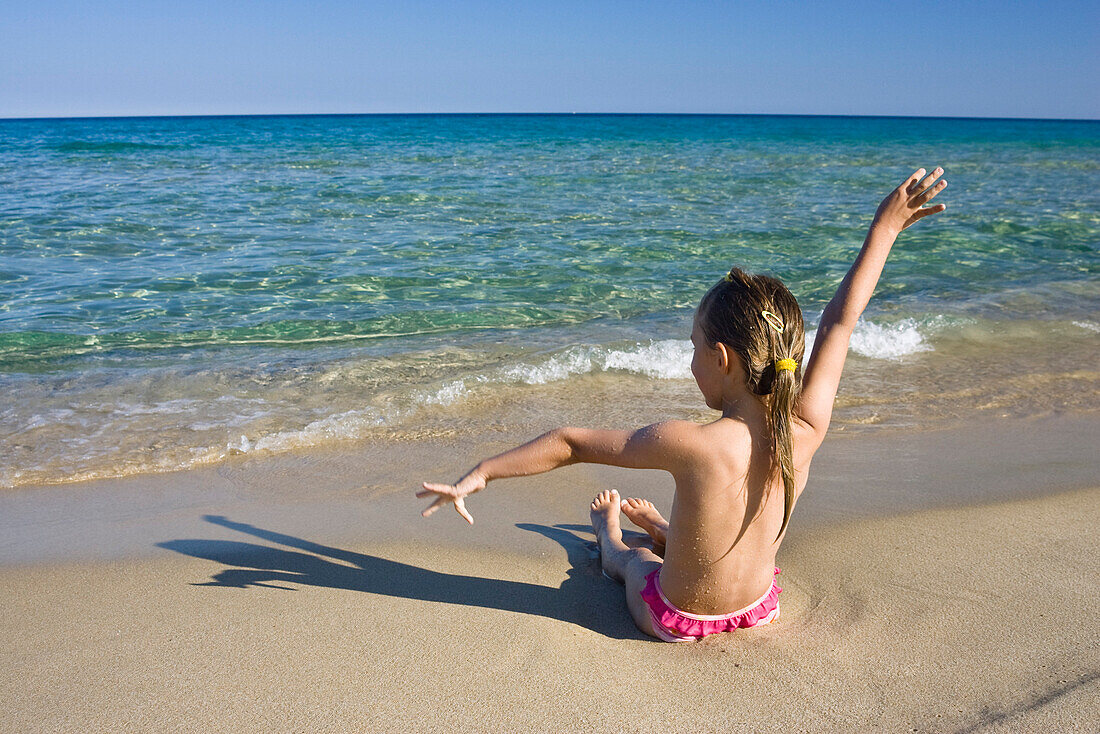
600;340;694;378
500;339;693;384
1072;320;1100;333
848;318;932;360
417;378;480;406
805;318;933;361
502;319;930;391
230;407;389;456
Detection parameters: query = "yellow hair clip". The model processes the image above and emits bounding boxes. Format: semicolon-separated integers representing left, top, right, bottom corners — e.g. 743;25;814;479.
723;270;735;283
775;358;798;373
760;310;785;333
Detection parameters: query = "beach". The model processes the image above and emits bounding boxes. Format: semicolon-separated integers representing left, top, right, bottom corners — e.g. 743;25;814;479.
2;114;1098;731
2;411;1097;732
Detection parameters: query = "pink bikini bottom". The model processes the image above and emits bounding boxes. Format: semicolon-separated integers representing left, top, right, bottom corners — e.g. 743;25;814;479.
640;567;781;642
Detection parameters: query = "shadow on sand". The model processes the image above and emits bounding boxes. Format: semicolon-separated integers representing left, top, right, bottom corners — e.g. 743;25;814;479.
157;515;650;640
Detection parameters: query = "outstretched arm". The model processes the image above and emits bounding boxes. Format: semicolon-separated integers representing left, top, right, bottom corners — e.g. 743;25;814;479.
417;422;697;524
797;167;948;442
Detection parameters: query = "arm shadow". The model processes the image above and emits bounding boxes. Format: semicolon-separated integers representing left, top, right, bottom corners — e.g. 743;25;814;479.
156;515;647;640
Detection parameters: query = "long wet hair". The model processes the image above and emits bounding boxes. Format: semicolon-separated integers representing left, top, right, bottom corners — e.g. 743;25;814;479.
697;267;806;540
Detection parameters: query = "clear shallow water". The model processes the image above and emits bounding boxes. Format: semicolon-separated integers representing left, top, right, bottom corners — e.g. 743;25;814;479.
1;114;1098;487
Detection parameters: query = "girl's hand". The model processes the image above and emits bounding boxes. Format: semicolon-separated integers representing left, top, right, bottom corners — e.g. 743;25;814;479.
873;167;948;234
417;470;487;524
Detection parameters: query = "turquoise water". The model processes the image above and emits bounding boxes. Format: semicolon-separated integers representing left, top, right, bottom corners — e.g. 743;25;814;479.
2;114;1098;486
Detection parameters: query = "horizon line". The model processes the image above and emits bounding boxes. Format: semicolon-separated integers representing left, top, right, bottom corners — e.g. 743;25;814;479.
2;111;1098;124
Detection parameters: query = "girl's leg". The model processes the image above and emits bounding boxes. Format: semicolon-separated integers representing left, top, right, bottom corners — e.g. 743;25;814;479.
590;490;663;639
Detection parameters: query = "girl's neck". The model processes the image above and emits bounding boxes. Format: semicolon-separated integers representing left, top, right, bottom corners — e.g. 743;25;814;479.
719;390;768;423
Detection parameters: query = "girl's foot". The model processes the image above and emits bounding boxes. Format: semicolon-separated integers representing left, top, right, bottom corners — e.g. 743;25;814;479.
620;497;669;547
590;489;628;581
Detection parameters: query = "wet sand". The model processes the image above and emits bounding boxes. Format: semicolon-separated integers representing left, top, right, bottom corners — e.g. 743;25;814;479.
1;413;1098;732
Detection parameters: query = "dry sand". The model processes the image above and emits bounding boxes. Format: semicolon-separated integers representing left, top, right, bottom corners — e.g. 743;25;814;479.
1;414;1098;732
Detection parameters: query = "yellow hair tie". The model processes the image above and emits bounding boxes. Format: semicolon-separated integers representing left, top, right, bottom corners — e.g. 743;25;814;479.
775;358;798;373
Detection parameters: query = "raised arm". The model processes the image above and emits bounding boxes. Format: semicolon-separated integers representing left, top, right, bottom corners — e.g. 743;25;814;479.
797;167;948;443
417;421;698;523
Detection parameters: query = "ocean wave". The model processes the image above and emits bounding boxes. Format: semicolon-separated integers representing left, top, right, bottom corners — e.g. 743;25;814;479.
217;343;698;460
0;319;941;487
222;376;490;456
229;408;388;455
1072;320;1100;334
503;319;933;389
500;340;693;384
844;318;933;360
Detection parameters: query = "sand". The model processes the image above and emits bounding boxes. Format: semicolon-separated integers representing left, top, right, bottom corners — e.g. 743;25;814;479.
2;413;1098;732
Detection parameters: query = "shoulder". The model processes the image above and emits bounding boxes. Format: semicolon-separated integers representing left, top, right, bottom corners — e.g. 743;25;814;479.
651;419;753;475
638;419;708;451
637;419;702;439
638;420;713;475
622;419;708;461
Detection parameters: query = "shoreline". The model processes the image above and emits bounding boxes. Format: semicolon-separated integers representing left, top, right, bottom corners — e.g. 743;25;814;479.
5;314;1099;492
1;411;1097;568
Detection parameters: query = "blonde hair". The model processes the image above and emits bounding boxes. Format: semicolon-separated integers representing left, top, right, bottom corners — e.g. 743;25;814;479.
698;268;805;540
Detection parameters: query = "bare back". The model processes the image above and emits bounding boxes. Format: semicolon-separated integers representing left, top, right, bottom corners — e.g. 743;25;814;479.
657;414;815;615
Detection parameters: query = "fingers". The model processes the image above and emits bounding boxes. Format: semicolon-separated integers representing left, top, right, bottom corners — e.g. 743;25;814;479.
418;481;474;522
913;202;948;220
421;496;448;517
421;495;474;522
903;168;927;193
908;167;945;202
419;482;455;517
417;481;456;499
905;166;943;193
914;177;947;206
901;202;947;230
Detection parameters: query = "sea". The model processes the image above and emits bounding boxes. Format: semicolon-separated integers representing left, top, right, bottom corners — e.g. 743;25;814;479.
1;114;1097;488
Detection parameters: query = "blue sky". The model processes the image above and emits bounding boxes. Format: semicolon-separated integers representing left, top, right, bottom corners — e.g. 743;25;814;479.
2;0;1097;119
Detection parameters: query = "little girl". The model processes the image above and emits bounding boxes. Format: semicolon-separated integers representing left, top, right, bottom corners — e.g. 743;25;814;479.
418;168;948;641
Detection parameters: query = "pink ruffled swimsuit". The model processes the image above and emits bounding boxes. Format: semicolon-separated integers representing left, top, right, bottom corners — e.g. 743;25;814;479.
640;567;781;642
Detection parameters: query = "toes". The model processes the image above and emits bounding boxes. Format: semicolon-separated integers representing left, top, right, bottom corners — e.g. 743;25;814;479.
591;489;620;510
